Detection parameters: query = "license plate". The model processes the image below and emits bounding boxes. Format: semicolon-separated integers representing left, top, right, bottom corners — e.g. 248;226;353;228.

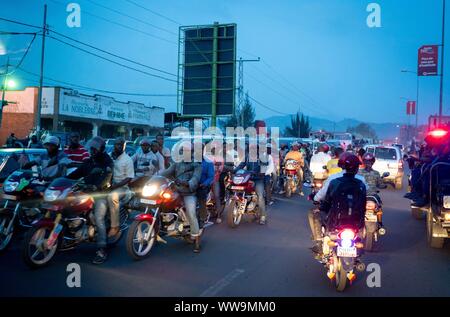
231;186;245;191
140;199;157;205
238;199;247;213
1;194;16;201
337;246;357;257
444;196;450;209
365;213;378;222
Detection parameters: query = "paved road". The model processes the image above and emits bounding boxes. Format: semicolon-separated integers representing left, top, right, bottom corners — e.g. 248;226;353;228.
1;178;449;297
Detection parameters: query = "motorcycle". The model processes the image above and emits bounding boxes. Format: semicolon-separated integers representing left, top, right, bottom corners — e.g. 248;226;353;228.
126;175;203;260
0;169;47;252
363;172;390;251
320;226;365;292
283;159;301;198
22;176;131;268
224;169;261;228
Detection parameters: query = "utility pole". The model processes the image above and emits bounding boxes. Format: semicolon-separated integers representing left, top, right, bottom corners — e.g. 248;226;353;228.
439;0;446;124
237;57;260;127
0;57;10;127
35;4;47;133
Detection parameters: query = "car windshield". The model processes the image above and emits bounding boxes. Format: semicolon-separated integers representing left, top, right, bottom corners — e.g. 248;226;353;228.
0;155;21;179
375;147;398;160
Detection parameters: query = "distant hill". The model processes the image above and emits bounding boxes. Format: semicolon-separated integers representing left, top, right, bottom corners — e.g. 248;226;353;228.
264;115;400;140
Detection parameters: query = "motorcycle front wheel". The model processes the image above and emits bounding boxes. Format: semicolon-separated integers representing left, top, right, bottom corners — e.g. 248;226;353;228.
226;200;242;228
0;214;14;252
126;220;156;260
22;226;59;268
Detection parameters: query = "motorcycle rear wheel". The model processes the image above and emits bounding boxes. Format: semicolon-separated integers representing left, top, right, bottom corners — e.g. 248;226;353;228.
226;201;241;228
364;231;374;251
285;182;292;198
126;220;156;260
0;214;14;252
335;258;348;292
22;226;59;268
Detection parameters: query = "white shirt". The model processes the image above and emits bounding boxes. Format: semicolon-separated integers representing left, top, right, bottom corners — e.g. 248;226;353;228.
260;154;275;176
112;152;135;184
314;171;369;202
132;151;159;177
310;152;332;175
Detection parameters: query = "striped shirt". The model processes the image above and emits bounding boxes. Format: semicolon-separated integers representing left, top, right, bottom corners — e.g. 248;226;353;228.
64;145;90;163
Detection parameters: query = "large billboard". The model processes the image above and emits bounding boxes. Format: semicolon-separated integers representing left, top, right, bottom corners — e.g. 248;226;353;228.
178;23;237;118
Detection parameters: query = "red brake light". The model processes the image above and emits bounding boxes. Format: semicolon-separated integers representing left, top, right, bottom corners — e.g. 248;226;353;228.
428;129;448;138
339;229;356;240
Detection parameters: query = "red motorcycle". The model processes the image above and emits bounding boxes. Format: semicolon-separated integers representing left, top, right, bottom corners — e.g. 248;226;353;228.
224;169;261;228
126;176;202;260
283;159;301;198
22;177;130;268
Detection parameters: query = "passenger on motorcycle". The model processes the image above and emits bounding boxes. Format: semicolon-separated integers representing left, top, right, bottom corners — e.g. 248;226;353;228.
309;144;331;181
108;137;135;240
235;143;268;225
283;141;305;196
23;136;71;180
67;136;114;264
326;147;344;176
159;142;203;253
64;132;90;163
132;138;160;178
309;153;367;255
358;153;386;196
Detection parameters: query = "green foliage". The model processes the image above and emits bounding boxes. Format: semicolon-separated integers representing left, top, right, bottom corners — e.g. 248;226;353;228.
347;123;377;139
284;112;311;138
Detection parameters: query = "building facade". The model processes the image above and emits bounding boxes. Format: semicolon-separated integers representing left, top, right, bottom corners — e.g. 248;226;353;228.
1;86;165;144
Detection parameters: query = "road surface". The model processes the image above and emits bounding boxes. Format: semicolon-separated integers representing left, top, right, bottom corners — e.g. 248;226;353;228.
1;178;449;297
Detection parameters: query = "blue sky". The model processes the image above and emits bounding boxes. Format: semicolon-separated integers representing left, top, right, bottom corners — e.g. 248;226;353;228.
0;0;449;124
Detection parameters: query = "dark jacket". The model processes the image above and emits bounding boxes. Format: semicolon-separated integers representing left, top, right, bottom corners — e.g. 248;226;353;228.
159;162;202;196
320;173;367;230
67;152;114;191
235;159;265;181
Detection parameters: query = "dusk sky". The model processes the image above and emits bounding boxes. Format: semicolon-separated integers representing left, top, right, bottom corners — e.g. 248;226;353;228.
1;0;449;124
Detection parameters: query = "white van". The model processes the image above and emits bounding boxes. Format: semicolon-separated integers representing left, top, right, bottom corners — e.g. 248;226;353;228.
363;145;404;189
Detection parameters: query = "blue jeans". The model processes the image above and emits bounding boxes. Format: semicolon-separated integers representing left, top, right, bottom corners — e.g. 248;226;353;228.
183;195;200;237
254;179;267;217
94;198;108;248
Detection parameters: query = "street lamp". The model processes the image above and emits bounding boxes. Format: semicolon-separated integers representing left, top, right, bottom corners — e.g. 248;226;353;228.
6;79;16;89
400;69;419;129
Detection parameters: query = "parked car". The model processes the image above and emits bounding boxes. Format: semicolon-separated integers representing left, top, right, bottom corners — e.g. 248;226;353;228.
0;148;47;186
364;145;404;189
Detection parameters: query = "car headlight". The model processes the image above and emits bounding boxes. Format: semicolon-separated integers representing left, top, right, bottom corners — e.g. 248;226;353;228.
3;181;18;193
142;184;158;197
44;189;62;202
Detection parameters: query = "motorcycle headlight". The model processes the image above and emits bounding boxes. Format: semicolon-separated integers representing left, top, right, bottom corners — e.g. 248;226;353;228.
3;181;18;193
443;196;450;209
142;184;158;197
233;176;244;185
444;213;450;222
44;189;62;202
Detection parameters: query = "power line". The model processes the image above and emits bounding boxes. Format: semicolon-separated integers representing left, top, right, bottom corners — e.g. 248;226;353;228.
247;94;290;116
86;0;178;36
49;30;177;77
48;35;178;83
0;17;42;29
18;67;177;97
49;0;177;45
124;0;182;25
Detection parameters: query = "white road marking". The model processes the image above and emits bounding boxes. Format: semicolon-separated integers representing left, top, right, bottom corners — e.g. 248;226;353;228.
200;268;245;297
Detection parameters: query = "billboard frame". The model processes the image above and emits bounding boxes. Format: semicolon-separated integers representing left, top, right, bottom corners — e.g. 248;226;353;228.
177;22;237;125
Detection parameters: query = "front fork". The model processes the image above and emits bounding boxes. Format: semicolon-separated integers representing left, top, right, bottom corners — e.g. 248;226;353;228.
45;213;62;249
1;202;20;236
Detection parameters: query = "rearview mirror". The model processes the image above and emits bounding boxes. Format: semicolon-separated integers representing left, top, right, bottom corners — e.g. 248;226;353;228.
382;172;390;178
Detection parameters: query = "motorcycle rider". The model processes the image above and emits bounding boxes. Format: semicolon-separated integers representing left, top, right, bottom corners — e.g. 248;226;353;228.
131;138;159;178
28;135;43;149
309;153;367;255
326;147;344;176
283;141;305;196
159;141;203;253
358;153;387;196
309;144;331;181
107;137;135;239
23;136;71;180
235;142;268;225
67;136;114;264
64;132;90;163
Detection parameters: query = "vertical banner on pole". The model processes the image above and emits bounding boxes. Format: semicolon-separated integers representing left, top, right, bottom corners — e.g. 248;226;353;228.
418;45;438;76
407;101;416;115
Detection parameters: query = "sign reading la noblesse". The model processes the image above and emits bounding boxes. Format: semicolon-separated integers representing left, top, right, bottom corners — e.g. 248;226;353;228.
58;89;153;125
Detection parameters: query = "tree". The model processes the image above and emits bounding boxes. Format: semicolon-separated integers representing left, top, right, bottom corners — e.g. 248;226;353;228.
222;92;255;129
284;112;311;138
347;123;377;140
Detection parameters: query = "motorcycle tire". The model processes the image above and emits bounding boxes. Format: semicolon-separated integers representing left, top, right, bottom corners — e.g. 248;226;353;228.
0;214;14;253
22;225;59;269
126;220;157;260
364;231;374;251
226;201;241;228
411;206;424;220
335;258;348;292
285;182;292;198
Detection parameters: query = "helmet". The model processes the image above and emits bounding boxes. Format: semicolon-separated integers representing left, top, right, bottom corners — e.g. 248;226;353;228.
88;136;106;152
338;152;361;174
333;146;344;158
362;152;376;164
140;138;151;146
43;136;60;147
69;131;80;138
291;141;300;149
319;144;330;153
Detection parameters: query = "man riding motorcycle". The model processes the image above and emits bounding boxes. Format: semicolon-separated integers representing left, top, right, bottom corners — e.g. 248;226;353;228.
309;153;367;255
23;136;71;180
64;132;89;163
326;147;344;176
67;136;114;264
159;143;203;253
358;153;386;196
132;138;160;178
283;141;305;196
309;144;331;181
